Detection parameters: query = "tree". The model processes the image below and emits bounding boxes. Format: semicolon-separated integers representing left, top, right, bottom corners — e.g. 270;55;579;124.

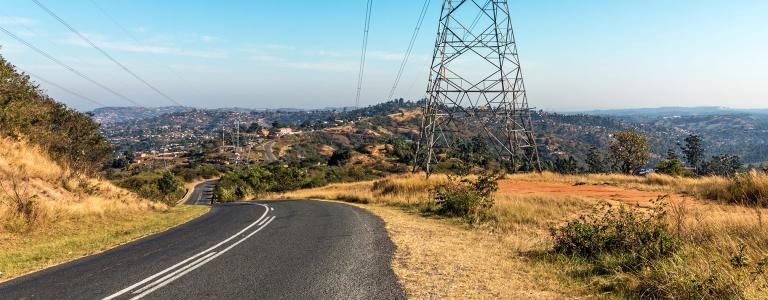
450;136;491;175
328;148;353;166
554;156;582;175
665;148;679;161
124;151;135;162
610;131;651;175
761;163;768;174
655;158;685;177
246;122;262;133
702;155;743;177
680;134;705;174
389;139;415;164
586;146;608;173
158;172;181;194
453;136;491;167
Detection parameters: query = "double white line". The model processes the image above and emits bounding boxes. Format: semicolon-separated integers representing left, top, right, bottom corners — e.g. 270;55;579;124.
104;203;275;300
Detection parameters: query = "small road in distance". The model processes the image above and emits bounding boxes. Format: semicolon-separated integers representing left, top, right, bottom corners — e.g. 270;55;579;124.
185;179;219;205
0;181;404;299
263;141;277;162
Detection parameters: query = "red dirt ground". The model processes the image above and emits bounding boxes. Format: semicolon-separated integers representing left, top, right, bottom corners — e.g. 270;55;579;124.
497;179;689;208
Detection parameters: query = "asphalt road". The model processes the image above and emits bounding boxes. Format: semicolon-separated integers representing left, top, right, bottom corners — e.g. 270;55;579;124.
0;198;405;299
184;179;218;205
264;141;277;162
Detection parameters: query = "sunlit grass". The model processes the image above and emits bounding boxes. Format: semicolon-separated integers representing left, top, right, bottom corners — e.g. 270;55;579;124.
0;138;209;280
268;171;768;298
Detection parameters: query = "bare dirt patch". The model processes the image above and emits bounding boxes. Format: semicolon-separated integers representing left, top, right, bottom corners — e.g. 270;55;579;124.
498;179;680;207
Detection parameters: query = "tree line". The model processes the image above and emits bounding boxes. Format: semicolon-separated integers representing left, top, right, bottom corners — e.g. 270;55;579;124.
550;131;749;177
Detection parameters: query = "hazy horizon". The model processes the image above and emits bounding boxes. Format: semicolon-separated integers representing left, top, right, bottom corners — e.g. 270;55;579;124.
1;0;767;111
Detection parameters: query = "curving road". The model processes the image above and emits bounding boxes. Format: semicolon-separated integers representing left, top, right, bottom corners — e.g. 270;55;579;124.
184;179;218;205
0;185;405;299
263;141;277;162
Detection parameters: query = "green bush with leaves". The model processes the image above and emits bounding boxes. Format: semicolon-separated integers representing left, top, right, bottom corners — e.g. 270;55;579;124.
610;131;651;175
432;174;499;223
550;198;678;270
214;163;322;202
328;148;353;166
655;158;686;177
172;163;228;182
117;172;185;206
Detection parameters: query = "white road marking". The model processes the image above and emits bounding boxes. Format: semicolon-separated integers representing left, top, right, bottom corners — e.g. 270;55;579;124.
131;251;217;295
103;204;271;300
130;216;277;300
270;207;274;211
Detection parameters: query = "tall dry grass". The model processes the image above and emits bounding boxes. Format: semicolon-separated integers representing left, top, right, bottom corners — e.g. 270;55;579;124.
0;138;165;234
270;173;595;235
270;171;768;298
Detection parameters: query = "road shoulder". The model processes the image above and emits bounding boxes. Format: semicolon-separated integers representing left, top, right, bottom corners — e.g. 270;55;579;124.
0;205;209;283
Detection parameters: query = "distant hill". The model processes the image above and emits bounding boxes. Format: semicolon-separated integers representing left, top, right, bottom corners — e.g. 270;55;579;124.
91;106;196;124
580;106;768;117
92;103;417;125
95;101;768;166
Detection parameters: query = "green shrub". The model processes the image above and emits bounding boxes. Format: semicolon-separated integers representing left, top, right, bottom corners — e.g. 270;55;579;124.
550;198;678;270
117;172;185;206
432;174;498;223
328;148;353;166
655;158;686;177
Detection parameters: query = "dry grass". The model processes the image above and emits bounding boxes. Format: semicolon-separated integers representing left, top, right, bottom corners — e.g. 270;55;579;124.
269;172;768;298
0;138;209;280
0;138;166;233
354;203;579;299
0;205;206;281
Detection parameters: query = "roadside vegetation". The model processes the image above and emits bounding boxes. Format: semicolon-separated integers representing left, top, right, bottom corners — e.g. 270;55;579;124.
115;172;186;206
0;55;209;281
0;55;111;176
0;138;208;280
212;158;398;202
267;129;768;299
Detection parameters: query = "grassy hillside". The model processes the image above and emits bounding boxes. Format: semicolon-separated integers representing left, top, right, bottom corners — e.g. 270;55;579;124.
0;53;208;281
0;55;112;175
268;172;768;298
0;138;207;280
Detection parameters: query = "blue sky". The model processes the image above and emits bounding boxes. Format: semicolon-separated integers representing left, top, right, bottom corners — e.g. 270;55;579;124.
0;0;766;111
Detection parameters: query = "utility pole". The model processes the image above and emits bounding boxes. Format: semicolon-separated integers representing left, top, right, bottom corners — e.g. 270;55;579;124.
413;0;542;175
234;120;240;164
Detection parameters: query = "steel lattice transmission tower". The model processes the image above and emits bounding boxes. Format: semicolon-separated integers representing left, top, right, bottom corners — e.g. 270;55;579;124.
413;0;542;175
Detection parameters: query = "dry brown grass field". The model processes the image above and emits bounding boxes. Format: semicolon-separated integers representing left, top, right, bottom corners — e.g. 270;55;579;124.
0;138;208;281
267;171;768;299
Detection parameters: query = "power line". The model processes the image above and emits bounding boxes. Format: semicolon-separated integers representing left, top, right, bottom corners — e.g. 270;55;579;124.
87;0;207;98
384;0;431;102
87;0;142;44
0;24;144;106
19;68;105;106
354;0;374;108
32;0;184;107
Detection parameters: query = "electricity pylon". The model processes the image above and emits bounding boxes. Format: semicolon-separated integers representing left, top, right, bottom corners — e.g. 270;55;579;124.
413;0;541;175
